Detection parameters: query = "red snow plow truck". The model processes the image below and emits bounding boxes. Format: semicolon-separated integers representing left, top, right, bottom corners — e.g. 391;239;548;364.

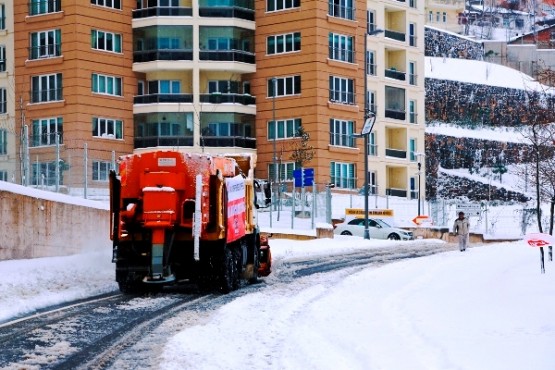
109;150;271;293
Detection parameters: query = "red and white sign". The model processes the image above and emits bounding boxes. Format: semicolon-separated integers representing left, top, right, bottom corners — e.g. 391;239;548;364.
524;232;555;247
225;175;246;243
412;215;432;226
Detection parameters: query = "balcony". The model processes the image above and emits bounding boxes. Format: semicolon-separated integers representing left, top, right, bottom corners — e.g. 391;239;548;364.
133;50;193;63
199;93;255;105
386;188;407;197
199;50;255;64
385;68;406;81
135;136;194;149
133;6;193;18
134;94;194;104
385;148;407;159
385;109;406;121
384;30;406;42
199;7;255;21
200;136;256;148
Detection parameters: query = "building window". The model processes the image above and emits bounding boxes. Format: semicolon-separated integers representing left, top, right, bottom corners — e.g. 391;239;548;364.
0;4;5;30
428;11;433;22
267;32;301;55
330;161;355;189
92;73;122;96
367;10;376;33
410;176;417;199
329;118;355;147
367;50;376;76
409;23;416;47
0;45;5;72
91;30;122;53
31;117;63;147
32;161;63;186
0;170;6;181
436;12;440;22
409;61;416;85
93;117;123;139
368;131;377;156
31;73;63;103
329;76;355;105
267;76;301;97
268;118;301;140
367;90;376;114
409;0;416;8
409;100;417;124
91;0;121;10
29;0;61;15
368;171;377;194
30;30;61;59
92;161;111;182
329;0;354;21
149;80;181;94
208;80;239;94
268;162;295;182
0;129;6;155
409;138;417;161
0;88;5;113
266;0;300;12
443;12;447;23
385;86;405;120
329;33;354;63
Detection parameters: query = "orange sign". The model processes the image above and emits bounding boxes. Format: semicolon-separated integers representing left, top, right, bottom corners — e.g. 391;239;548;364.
412;215;432;225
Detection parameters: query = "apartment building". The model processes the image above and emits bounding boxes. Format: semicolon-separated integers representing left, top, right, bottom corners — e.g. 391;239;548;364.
4;0;425;203
425;0;465;34
0;2;15;182
255;0;426;199
12;0;135;195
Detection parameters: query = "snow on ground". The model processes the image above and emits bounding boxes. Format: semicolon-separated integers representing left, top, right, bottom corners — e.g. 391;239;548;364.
1;231;554;369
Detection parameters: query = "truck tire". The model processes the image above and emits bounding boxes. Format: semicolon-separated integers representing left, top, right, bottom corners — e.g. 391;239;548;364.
219;246;235;293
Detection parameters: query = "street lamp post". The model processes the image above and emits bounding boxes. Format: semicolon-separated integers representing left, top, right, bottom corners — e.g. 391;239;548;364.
353;113;376;240
350;19;383;240
415;152;425;216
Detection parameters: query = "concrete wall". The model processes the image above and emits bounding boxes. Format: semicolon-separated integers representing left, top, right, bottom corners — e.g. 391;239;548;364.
0;190;111;260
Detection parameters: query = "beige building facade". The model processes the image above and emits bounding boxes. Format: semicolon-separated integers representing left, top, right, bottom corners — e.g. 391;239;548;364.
1;0;425;202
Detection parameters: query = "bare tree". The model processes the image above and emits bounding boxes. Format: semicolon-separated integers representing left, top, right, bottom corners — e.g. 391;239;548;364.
289;126;314;168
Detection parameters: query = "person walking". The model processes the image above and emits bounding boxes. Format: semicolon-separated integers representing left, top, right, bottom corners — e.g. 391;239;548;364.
453;211;470;252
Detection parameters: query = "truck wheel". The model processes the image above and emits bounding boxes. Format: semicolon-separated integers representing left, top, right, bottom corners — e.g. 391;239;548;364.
219;247;234;294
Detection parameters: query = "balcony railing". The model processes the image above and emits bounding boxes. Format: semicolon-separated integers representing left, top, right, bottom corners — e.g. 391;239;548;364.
31;88;63;103
385;148;407;159
385;68;406;81
135;136;194;149
200;136;256;149
384;29;406;42
199;93;255;105
133;50;193;63
386;188;407;197
199;50;255;64
132;7;193;18
330;132;355;148
29;44;62;60
199;7;255;21
134;94;194;104
385;109;406;120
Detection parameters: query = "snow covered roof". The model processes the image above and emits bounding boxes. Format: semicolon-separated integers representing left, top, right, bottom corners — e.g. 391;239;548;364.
425;56;552;92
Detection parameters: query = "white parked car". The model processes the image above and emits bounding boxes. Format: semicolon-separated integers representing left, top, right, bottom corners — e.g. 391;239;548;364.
333;218;414;240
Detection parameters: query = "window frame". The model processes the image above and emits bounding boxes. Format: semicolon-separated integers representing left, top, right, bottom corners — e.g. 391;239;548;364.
267;118;301;140
329;76;355;105
267;76;301;97
92;117;123;139
31;117;63;147
90;0;122;10
267;32;301;55
31;73;63;103
330;161;356;189
329;118;355;148
92;160;112;182
91;29;122;53
91;73;123;97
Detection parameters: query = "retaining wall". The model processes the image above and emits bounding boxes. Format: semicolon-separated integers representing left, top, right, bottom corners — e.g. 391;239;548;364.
0;189;111;260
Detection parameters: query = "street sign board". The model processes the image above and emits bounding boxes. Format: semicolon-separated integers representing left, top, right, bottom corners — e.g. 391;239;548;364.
345;208;394;218
412;215;433;225
456;204;481;217
293;168;314;187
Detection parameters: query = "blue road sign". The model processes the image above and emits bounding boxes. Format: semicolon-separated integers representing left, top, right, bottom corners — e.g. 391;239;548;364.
293;168;314;187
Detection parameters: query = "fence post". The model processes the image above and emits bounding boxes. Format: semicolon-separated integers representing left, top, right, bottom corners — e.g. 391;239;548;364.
55;133;60;192
83;143;88;199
